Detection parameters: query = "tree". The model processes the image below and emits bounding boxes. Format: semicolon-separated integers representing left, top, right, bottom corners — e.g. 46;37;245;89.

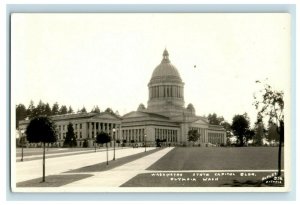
188;130;200;145
122;139;127;147
63;123;77;147
245;129;255;145
19;133;27;161
16;104;27;129
36;100;46;116
105;108;114;114
221;121;233;146
68;106;74;114
91;106;100;113
44;103;52;116
155;139;161;147
51;102;60;115
78;106;87;113
27;100;36;119
116;139;120;146
82;139;88;148
253;118;266;146
208;113;224;125
231;113;250;146
254;82;284;176
59;105;68;115
267;123;280;143
25;116;57;182
96;132;111;165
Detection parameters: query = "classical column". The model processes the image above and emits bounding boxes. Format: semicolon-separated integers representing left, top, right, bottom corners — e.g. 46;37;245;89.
153;87;155;98
152;87;155;98
93;122;96;139
159;86;162;97
89;122;92;139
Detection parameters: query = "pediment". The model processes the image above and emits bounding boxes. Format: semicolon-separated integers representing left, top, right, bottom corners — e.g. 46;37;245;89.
192;118;209;125
123;111;169;120
91;113;120;121
123;111;147;118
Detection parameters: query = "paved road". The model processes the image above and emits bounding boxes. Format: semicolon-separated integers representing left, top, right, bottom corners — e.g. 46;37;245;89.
14;147;156;183
16;147;130;161
61;147;174;188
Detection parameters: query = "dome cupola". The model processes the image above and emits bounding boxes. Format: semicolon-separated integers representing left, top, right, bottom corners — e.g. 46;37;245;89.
147;49;185;116
150;49;182;84
186;103;196;116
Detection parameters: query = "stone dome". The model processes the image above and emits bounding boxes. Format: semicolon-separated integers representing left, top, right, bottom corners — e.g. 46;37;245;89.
137;103;146;111
149;49;182;84
186;103;196;115
147;49;185;116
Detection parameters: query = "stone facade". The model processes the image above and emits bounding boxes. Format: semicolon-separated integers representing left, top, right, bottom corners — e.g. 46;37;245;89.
19;112;122;148
18;49;226;147
122;49;226;147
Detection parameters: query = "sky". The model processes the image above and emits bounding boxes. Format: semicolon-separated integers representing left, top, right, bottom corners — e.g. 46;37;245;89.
11;13;290;126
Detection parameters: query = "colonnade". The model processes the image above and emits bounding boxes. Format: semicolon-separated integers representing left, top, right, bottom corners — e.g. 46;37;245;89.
155;128;178;142
190;127;207;143
122;128;145;142
149;85;183;99
87;122;120;140
207;132;226;144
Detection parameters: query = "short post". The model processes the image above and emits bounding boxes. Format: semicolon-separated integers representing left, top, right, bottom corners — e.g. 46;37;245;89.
144;134;147;152
20;130;25;162
112;128;116;160
106;143;109;165
42;142;46;182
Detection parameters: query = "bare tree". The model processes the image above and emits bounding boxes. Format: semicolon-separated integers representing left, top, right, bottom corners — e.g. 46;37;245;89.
254;81;284;176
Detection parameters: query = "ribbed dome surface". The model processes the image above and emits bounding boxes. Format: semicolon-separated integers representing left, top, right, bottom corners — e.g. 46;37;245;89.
151;63;181;79
150;49;182;80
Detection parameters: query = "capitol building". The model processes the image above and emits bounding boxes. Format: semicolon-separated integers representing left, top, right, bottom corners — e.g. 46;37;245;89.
19;49;226;147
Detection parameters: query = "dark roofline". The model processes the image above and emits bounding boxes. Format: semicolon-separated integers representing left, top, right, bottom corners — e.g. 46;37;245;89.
122;111;170;120
19;111;122;125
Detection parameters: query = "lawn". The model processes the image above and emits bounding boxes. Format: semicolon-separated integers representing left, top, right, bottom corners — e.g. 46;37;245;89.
147;147;284;170
122;147;285;187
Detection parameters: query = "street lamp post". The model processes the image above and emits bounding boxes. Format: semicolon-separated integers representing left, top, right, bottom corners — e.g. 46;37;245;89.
20;130;25;162
112;128;116;160
144;134;147;152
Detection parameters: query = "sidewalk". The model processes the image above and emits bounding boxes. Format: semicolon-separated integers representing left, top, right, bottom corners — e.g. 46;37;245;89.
62;147;174;187
16;147;129;161
14;147;156;183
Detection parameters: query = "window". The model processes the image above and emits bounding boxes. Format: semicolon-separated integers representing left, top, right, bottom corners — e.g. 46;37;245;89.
80;124;82;129
75;124;77;129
